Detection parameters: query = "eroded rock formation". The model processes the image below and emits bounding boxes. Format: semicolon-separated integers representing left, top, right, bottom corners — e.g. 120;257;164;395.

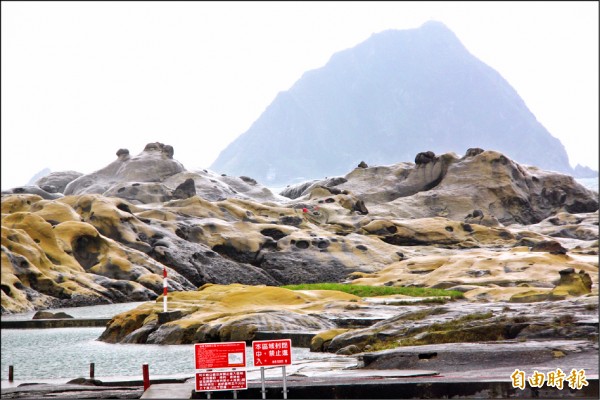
1;144;598;338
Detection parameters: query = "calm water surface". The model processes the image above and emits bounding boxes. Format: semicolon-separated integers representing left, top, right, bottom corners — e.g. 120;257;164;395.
1;302;335;385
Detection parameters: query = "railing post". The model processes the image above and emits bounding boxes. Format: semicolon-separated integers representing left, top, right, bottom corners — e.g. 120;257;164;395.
163;268;168;312
143;363;150;391
9;365;14;382
90;362;95;379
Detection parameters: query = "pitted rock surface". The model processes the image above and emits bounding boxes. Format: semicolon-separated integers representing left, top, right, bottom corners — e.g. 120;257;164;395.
1;145;598;322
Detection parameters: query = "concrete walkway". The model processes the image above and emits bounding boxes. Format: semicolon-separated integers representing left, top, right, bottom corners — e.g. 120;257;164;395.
141;369;439;399
141;382;194;399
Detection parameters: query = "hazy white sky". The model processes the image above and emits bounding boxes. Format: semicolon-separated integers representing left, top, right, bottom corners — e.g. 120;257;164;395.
1;1;598;190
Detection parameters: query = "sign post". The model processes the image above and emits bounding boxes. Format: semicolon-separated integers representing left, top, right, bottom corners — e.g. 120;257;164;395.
259;366;266;399
194;342;247;396
252;339;293;399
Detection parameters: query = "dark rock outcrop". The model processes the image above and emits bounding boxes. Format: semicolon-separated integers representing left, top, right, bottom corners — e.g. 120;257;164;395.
415;151;436;165
172;178;197;200
32;311;73;319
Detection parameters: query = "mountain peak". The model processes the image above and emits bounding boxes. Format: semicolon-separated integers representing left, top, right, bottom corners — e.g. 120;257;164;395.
211;22;572;185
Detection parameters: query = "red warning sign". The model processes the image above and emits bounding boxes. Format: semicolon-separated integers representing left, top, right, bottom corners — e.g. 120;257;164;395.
195;342;246;369
195;370;247;391
252;339;292;366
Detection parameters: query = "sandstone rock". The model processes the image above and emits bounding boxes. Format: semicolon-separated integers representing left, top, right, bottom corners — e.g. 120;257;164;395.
99;284;358;344
0;196;198;312
351;246;596;300
1;185;63;200
549;268;593;298
415;151;436;165
530;240;567;255
336;344;362;355
300;150;597;225
172;178;197;200
310;329;350;352
325;298;598;354
525;211;599;242
2;148;598;316
64;143;185;197
32;311;74;319
35;171;84;193
464;148;484;158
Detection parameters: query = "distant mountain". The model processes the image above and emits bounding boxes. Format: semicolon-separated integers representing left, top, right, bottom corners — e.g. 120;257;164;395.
26;167;51;185
573;164;598;178
211;21;573;185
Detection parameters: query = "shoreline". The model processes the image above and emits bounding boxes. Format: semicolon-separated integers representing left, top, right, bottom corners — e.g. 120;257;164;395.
3;371;598;399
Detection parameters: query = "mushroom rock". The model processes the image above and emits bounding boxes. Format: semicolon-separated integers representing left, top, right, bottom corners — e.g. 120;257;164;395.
464;147;485;158
415;151;437;165
64;143;185;197
549;268;593;298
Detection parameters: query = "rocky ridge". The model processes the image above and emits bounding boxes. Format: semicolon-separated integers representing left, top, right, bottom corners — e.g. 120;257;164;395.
1;143;598;355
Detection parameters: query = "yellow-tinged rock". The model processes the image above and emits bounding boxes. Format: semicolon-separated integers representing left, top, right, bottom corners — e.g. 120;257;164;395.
1;194;44;214
100;284;363;343
30;200;82;224
508;289;551;303
351;248;597;300
549;269;593;298
52;221;101;254
311;328;350;352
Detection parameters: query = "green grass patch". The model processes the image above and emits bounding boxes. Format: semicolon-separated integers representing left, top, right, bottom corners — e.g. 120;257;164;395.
281;283;464;299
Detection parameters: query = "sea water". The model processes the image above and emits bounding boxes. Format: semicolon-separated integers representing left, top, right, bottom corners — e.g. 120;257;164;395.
1;303;336;385
0;327;330;385
2;178;597;384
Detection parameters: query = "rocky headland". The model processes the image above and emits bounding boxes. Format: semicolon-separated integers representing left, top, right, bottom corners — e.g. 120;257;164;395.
1;143;598;362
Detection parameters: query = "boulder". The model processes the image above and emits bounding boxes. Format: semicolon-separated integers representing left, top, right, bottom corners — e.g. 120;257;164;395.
35;171;84;193
549;268;593;298
32;310;73;319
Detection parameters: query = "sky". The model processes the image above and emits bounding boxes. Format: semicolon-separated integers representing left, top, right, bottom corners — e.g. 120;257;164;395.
1;1;598;190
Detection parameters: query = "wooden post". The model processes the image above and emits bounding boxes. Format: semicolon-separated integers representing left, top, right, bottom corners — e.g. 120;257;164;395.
9;365;14;382
143;363;150;391
90;362;95;379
